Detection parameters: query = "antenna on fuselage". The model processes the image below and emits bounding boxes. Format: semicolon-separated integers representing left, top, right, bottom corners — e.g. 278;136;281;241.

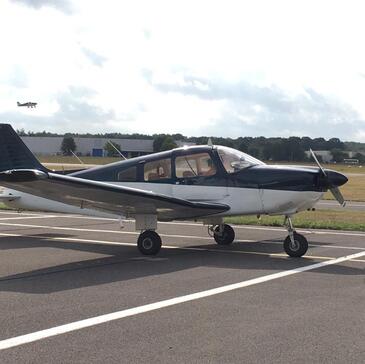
70;150;84;164
107;140;127;160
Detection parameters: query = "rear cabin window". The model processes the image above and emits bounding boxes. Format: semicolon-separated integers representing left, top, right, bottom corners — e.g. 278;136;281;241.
144;158;171;181
117;166;137;181
175;153;216;178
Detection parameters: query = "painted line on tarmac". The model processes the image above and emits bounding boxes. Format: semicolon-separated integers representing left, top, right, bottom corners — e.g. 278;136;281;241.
0;215;65;221
0;221;364;251
0;250;364;351
0;211;45;216
318;201;365;209
0;222;222;241
0;232;349;262
1;212;365;239
51;214;365;238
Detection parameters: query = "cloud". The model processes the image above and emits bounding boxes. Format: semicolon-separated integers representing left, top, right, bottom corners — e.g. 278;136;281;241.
147;72;365;140
81;47;107;67
11;0;73;14
0;86;117;133
2;65;28;88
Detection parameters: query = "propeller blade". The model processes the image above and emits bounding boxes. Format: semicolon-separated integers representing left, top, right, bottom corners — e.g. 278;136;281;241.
330;187;346;207
309;148;326;176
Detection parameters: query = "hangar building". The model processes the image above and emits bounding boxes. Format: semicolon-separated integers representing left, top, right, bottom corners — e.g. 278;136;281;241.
21;136;154;158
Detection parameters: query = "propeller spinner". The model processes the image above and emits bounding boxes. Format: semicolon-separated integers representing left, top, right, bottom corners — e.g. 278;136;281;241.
310;149;348;207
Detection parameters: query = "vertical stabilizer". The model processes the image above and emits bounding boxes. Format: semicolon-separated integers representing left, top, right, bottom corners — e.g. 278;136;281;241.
0;124;47;172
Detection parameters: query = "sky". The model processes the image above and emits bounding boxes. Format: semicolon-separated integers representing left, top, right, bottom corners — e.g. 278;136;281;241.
1;0;365;141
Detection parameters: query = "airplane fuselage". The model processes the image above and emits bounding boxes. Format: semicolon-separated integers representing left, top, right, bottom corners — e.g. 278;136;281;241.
2;144;345;219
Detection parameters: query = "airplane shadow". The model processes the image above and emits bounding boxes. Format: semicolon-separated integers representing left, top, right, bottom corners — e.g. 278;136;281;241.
0;233;363;294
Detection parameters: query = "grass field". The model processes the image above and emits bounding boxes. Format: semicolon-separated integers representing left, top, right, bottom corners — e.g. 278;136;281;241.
37;155;121;165
225;209;365;232
323;174;365;202
268;161;365;174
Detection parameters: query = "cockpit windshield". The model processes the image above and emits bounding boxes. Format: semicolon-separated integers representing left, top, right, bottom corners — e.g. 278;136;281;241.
217;146;265;173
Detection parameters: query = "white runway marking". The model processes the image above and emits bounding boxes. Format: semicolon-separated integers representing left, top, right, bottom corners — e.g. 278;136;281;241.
0;250;364;351
1;211;365;238
0;221;364;251
318;201;365;207
0;215;64;221
0;222;219;241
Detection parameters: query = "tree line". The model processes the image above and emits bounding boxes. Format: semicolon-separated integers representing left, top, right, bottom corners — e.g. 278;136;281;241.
18;129;365;163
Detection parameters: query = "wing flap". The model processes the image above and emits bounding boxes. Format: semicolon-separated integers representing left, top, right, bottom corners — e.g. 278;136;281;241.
0;169;229;220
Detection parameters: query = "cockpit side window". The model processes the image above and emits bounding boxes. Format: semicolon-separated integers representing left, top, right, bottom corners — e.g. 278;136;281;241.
117;166;137;182
218;146;264;174
144;158;172;181
175;153;216;178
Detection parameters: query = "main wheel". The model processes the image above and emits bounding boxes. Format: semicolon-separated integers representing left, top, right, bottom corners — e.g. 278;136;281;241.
213;224;235;245
284;232;308;257
137;230;162;255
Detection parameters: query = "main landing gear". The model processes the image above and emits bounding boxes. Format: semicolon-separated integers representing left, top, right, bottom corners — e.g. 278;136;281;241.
283;216;308;257
209;223;235;245
137;230;162;255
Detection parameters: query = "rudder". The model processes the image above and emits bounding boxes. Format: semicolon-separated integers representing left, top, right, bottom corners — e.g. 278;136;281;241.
0;124;47;172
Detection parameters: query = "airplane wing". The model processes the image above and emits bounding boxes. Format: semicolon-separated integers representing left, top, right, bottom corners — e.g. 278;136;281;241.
0;169;229;221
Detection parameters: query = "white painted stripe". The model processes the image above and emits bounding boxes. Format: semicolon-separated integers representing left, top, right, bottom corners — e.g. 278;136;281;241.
0;222;215;241
46;215;365;238
0;221;364;251
1;211;365;238
0;211;45;216
0;250;364;351
0;215;64;221
318;201;365;207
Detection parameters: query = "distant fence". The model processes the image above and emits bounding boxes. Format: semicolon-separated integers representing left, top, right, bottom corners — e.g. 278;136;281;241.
343;158;359;165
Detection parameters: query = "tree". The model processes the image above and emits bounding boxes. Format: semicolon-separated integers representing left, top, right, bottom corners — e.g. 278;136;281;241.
160;136;177;151
153;135;167;152
153;135;177;152
354;152;365;164
104;141;121;157
330;148;349;163
61;135;76;155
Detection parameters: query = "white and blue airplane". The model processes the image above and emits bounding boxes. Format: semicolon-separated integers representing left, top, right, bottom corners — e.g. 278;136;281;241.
0;124;348;257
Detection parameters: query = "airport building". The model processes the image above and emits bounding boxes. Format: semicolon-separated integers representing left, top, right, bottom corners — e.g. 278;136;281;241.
21;136;154;158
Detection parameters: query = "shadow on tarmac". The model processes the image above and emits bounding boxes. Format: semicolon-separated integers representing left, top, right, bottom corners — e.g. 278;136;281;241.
0;233;363;294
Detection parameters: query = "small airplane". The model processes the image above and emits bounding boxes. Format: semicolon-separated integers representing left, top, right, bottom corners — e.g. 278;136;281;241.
17;101;37;108
0;124;348;257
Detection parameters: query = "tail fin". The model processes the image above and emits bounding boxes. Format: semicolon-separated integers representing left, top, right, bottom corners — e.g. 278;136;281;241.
0;124;47;172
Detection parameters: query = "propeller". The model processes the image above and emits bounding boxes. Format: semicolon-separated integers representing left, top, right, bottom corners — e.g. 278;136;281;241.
309;149;347;207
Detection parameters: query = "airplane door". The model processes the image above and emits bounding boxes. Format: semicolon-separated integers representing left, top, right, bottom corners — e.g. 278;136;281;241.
172;151;229;202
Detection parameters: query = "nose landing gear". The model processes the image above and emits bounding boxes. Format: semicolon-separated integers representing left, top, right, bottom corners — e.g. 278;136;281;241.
283;216;308;257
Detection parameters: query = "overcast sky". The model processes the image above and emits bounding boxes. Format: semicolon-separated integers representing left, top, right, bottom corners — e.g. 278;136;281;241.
1;0;365;141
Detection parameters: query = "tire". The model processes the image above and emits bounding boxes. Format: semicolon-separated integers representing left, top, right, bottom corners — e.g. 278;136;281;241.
284;232;308;257
137;231;162;255
213;224;235;245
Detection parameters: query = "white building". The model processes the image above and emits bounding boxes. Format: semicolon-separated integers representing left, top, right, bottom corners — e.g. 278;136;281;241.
304;150;332;163
21;136;154;158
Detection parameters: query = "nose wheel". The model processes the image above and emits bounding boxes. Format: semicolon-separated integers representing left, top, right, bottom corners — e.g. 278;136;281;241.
137;230;162;255
283;216;308;257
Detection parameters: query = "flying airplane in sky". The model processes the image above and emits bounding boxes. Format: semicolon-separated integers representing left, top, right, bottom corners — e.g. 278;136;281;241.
0;124;348;257
17;101;37;108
